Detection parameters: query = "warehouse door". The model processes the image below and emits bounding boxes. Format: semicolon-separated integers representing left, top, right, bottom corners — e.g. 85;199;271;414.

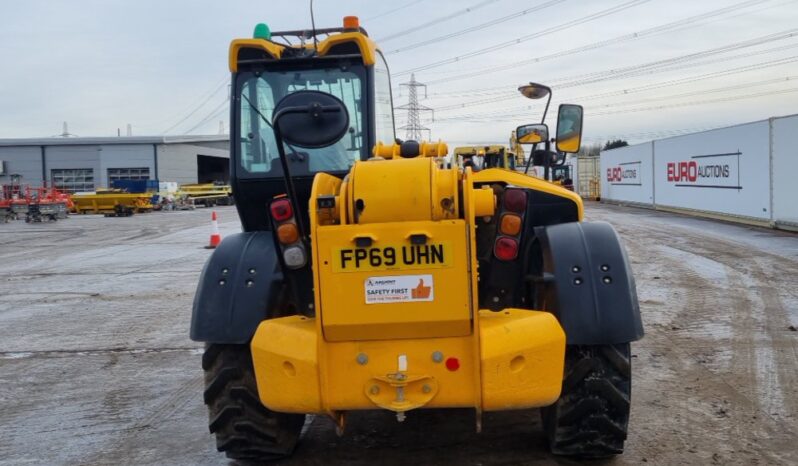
197;155;229;183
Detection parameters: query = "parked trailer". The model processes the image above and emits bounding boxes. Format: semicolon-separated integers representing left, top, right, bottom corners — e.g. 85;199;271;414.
178;183;233;206
71;191;153;215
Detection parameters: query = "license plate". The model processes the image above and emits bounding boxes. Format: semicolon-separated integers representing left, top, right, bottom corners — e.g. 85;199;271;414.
332;242;452;273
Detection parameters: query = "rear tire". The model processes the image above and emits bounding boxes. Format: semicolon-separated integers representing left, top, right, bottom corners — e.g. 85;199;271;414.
203;344;305;461
541;343;631;457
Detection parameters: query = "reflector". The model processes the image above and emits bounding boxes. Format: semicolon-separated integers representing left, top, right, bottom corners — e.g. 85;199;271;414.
283;245;307;268
445;357;460;371
277;223;299;244
503;189;527;213
494;237;519;261
270;199;293;222
500;214;522;236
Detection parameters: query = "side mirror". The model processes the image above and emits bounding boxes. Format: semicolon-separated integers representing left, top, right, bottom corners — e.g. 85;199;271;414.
272;90;350;148
515;123;549;145
555;104;583;153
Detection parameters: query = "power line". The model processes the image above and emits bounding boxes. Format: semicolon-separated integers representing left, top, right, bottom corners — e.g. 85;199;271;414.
431;32;798;114
585;75;798;108
365;0;427;22
442;85;798;123
421;0;781;85
588;86;798;116
581;125;728;142
392;0;653;76
163;78;229;134
182;99;229;135
436;54;798;122
375;0;501;43
384;0;565;55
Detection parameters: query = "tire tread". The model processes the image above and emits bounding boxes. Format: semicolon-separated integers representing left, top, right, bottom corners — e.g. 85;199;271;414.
202;344;304;461
542;343;632;458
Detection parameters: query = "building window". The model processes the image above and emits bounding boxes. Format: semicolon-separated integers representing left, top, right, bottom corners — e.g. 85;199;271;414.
51;168;94;193
108;167;150;182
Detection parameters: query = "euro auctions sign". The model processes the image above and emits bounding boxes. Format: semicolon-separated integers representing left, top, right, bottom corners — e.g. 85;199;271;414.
606;161;642;185
666;151;742;189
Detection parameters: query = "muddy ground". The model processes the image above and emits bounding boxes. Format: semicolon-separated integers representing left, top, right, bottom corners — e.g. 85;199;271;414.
0;203;796;465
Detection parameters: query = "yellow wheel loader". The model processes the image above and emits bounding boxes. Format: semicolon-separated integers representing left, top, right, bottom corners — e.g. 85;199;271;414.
191;17;643;462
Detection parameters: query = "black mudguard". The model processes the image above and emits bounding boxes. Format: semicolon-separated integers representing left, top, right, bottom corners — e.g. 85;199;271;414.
535;221;644;345
190;232;283;343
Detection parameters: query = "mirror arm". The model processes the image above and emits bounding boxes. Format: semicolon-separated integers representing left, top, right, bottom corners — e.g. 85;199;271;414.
540;92;552;125
271;114;307;242
524;142;537;175
543;140;551;181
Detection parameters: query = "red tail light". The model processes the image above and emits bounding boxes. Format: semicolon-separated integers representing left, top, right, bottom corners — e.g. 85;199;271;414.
494;237;519;261
270;198;293;222
503;189;527;213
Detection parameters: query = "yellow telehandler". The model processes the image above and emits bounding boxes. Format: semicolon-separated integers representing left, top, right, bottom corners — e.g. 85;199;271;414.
191;17;643;462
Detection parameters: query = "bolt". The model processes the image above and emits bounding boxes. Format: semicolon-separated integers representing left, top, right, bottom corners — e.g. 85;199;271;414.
600;264;610;272
432;351;444;363
422;384;431;394
397;411;406;423
221;268;229;275
245;279;254;287
571;265;581;273
356;353;368;365
492;296;500;303
603;276;612;284
249;268;256;274
369;385;380;395
218;279;226;286
573;277;582;285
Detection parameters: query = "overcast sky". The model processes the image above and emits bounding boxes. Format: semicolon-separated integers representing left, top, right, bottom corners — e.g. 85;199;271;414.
1;0;797;147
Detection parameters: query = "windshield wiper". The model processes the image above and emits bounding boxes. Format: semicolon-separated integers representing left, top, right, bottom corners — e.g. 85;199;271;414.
240;93;306;162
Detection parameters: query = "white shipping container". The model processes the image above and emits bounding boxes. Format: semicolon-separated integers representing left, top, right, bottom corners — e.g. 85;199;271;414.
653;121;771;220
771;114;798;227
600;142;654;205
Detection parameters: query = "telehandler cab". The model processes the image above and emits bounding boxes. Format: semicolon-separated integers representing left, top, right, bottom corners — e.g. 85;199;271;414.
454;145;516;171
191;17;643;462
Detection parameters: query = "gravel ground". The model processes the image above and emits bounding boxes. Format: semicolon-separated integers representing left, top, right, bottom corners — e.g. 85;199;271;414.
0;203;796;465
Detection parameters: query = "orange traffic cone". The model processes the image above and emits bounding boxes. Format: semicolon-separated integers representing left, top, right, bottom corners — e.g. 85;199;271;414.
207;211;221;249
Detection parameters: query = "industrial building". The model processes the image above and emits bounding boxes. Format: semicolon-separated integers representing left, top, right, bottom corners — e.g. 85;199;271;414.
0;135;229;192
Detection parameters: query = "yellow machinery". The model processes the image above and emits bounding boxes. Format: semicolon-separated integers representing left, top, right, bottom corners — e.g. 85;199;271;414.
191;17;643;462
509;130;526;168
453;145;515;170
178;183;233;206
71;190;153;214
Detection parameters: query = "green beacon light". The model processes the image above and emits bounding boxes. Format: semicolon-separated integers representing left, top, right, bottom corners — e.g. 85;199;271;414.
253;23;271;40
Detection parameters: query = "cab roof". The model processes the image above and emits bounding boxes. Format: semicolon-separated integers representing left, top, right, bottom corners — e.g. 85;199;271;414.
229;22;378;72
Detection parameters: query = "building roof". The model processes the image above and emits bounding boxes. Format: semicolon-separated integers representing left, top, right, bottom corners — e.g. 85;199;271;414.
0;135;229;147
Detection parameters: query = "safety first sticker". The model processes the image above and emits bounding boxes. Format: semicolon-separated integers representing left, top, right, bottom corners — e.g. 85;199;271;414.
364;274;434;304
